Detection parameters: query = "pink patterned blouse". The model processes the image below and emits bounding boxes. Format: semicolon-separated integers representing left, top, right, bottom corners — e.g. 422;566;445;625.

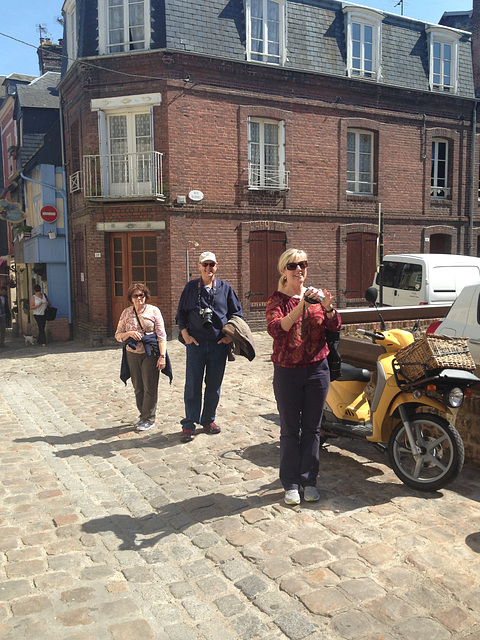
115;304;167;354
266;291;342;368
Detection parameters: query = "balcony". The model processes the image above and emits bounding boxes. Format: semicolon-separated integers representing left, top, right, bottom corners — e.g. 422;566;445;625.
431;186;451;199
83;151;164;199
247;165;289;191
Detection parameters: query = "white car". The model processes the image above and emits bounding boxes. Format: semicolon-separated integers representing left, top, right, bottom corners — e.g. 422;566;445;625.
427;283;480;363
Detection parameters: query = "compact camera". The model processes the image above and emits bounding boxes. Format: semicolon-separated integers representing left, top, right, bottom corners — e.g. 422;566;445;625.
304;287;325;305
199;307;214;329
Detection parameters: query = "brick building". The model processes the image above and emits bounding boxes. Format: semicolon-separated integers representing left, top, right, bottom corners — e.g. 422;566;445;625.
59;0;480;344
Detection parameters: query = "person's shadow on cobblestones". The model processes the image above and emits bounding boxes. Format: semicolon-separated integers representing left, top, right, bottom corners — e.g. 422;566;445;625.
15;425;178;460
81;492;259;551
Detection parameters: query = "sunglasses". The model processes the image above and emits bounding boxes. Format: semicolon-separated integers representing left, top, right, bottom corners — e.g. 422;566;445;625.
286;261;308;270
132;293;145;299
201;262;216;268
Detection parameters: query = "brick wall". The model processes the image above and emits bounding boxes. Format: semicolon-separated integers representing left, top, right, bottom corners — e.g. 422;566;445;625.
59;51;480;343
45;318;71;342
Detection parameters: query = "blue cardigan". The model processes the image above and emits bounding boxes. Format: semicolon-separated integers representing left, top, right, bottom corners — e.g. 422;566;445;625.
120;336;173;385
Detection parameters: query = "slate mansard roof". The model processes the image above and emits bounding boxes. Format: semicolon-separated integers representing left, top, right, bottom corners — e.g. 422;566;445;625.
16;72;61;110
63;0;475;98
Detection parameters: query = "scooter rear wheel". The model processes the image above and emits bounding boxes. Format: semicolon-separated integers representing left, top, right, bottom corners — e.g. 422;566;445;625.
387;413;464;492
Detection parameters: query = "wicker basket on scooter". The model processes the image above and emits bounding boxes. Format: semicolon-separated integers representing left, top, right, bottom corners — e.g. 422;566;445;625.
394;335;476;382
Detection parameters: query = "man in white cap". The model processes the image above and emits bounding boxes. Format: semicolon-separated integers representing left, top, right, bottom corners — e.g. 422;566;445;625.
176;251;243;442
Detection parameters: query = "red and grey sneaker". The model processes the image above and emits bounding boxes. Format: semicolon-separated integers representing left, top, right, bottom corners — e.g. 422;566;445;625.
180;428;195;443
202;422;221;434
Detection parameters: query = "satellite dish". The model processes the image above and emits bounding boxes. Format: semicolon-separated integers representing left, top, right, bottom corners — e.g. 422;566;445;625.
188;190;204;202
0;201;26;222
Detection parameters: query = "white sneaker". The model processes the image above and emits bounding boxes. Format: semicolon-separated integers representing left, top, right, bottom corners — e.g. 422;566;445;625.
304;486;320;502
137;421;155;431
134;419;144;428
284;489;301;505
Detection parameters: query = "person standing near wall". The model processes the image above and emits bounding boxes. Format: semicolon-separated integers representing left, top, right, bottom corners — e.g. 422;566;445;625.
0;285;11;348
176;251;243;443
30;284;49;347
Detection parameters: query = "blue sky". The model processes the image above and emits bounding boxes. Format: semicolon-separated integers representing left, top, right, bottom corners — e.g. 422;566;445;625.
0;0;474;77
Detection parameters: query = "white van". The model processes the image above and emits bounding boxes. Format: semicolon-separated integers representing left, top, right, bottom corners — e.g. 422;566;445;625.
374;254;480;306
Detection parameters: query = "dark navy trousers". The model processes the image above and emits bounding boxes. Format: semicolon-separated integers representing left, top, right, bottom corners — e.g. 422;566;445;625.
273;359;330;491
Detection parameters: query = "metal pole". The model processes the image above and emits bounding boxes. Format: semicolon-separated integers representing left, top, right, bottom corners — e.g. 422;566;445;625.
470;100;477;256
378;202;384;306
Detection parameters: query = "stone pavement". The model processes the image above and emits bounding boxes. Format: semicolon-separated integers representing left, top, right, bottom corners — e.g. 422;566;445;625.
1;331;480;640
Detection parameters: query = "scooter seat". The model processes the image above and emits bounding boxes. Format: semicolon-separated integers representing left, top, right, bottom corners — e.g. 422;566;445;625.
338;362;371;383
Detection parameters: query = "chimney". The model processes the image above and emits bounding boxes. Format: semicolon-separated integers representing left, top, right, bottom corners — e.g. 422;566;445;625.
473;0;480;96
37;41;63;75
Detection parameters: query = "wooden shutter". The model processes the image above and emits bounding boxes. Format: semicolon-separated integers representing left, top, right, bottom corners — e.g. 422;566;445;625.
346;232;377;299
249;230;286;305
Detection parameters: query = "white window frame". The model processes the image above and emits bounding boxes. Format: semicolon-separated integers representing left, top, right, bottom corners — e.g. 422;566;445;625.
248;117;287;190
426;27;460;94
343;5;383;81
347;129;374;195
245;0;287;66
90;93;161;197
98;0;151;55
64;0;77;68
431;138;450;199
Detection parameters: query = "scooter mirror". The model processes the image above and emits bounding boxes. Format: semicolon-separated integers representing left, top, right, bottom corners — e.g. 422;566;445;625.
365;286;378;305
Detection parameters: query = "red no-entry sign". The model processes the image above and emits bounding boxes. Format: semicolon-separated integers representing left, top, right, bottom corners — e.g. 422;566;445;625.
40;205;58;223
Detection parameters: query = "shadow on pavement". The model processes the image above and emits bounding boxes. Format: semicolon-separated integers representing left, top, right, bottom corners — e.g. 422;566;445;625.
466;532;480;553
238;438;444;509
81;491;277;551
14;424;183;459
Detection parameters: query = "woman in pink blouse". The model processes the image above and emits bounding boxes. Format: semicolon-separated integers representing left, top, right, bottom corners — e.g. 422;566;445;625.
115;283;167;432
266;249;341;506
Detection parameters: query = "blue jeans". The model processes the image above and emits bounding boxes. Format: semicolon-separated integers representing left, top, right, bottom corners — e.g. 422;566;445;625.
273;359;330;491
181;341;229;431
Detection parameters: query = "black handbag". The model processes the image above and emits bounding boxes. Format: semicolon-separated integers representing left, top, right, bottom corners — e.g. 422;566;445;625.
326;329;341;381
45;306;57;321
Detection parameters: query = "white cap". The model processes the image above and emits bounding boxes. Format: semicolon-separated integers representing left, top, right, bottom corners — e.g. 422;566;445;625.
199;251;217;264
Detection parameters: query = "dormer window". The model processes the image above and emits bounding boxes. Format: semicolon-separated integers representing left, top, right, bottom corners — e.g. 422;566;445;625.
98;0;151;55
426;27;460;93
343;6;383;81
245;0;286;65
64;0;77;68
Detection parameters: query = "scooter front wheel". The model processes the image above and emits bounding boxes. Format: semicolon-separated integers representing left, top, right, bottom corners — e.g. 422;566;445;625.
387;413;464;492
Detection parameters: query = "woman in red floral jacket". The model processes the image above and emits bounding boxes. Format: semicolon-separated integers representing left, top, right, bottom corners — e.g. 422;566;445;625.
266;249;341;506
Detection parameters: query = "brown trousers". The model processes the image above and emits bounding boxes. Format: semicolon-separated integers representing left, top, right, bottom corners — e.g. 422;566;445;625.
126;350;159;423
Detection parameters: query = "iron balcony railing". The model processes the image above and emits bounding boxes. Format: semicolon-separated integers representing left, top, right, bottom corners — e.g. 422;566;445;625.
247;165;289;191
83;151;164;198
431;186;451;198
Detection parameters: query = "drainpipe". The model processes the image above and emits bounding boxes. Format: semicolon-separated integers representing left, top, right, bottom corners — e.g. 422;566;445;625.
20;171;72;324
470;100;478;256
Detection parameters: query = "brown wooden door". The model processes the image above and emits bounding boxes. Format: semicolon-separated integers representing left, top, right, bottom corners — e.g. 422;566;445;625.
346;232;377;299
249;230;286;306
110;232;158;331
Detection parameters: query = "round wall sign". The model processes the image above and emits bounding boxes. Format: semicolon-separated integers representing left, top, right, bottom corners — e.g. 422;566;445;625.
188;190;204;202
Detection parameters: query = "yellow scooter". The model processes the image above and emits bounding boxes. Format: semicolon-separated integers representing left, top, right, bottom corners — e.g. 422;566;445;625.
322;287;479;491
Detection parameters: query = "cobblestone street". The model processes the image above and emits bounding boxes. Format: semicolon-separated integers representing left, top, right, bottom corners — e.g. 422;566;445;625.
1;332;480;639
